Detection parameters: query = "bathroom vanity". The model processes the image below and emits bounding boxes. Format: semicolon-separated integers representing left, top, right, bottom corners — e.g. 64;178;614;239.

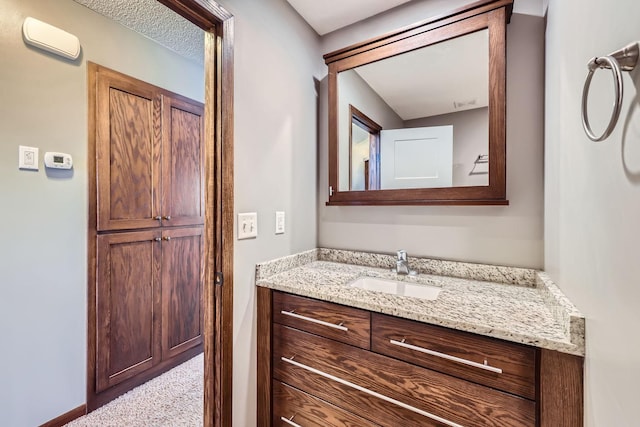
256;0;575;424
256;249;584;426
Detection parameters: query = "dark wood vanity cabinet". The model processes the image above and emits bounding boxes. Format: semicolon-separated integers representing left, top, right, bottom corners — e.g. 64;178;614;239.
258;288;584;427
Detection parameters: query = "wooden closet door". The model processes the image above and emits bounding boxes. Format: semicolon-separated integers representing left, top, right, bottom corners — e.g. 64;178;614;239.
161;94;205;227
96;231;162;392
161;226;204;359
96;68;162;231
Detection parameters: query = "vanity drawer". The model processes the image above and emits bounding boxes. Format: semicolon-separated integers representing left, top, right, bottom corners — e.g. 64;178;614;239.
273;323;536;427
371;313;537;400
273;381;380;427
273;291;370;349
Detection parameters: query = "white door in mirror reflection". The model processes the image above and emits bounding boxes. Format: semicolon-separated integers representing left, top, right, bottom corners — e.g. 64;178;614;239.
380;126;453;189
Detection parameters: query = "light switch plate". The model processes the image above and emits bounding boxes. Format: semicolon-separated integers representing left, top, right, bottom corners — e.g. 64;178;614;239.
19;145;39;170
238;212;258;239
275;211;285;234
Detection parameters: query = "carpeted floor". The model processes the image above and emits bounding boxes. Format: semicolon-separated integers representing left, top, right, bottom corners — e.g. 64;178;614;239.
66;353;203;427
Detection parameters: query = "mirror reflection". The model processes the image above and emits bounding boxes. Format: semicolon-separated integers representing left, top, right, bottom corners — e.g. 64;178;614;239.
338;29;490;192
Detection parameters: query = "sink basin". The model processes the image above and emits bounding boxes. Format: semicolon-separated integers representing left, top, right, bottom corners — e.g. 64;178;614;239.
349;277;441;300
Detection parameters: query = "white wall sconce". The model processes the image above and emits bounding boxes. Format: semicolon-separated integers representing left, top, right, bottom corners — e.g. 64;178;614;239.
22;17;81;60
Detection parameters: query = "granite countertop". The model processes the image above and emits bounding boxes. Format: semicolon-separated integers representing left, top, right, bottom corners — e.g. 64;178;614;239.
255;248;585;356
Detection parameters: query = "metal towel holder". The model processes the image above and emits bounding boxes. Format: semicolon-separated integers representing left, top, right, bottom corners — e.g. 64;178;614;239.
581;41;639;141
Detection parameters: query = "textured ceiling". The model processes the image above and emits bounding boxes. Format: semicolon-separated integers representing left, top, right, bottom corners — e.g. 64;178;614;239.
73;0;204;64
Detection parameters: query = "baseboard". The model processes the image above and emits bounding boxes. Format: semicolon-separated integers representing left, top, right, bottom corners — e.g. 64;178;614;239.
39;404;86;427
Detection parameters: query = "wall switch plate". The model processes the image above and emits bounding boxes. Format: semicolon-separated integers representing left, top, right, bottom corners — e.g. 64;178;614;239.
275;211;285;234
238;212;258;239
19;145;39;170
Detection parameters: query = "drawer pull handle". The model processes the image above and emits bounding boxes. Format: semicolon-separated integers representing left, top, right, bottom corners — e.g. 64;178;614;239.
280;415;302;427
390;339;503;374
281;356;465;427
280;310;348;332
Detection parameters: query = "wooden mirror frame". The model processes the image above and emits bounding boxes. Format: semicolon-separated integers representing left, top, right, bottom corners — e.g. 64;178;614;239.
324;0;513;206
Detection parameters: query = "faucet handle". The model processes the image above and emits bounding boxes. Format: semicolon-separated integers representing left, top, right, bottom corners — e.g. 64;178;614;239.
397;249;407;261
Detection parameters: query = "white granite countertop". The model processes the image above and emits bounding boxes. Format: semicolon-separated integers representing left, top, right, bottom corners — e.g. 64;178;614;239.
256;248;585;356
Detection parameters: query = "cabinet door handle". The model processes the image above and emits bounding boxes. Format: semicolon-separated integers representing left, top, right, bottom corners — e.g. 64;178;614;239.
153;216;162;221
163;215;171;220
153;237;162;242
281;356;465;427
280;310;348;332
280;415;302;427
162;236;171;241
389;339;503;374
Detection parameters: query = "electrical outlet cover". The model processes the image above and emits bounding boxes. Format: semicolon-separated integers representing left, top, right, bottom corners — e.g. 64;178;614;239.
19;145;39;170
238;212;258;239
275;211;285;234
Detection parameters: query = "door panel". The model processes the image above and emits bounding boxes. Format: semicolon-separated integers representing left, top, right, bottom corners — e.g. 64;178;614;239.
162;95;205;227
108;89;154;221
96;231;162;392
96;68;162;231
161;227;204;359
380;126;453;189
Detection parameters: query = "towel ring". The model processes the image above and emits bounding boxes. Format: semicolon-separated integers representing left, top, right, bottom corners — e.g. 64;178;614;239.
581;56;623;142
581;42;639;142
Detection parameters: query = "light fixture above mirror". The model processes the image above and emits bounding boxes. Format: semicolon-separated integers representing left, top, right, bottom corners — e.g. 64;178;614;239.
324;0;513;205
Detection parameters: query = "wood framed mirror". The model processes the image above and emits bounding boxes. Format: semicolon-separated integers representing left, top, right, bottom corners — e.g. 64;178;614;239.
324;0;513;205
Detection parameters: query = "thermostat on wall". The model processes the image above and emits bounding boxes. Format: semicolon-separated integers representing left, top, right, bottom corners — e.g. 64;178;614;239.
44;152;73;169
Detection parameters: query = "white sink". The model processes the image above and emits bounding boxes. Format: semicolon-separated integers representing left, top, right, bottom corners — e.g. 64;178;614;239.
349;277;441;300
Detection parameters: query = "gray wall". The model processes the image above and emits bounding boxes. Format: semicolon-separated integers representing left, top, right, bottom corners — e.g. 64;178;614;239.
220;0;322;426
544;0;640;424
319;12;545;268
406;107;490;187
0;1;203;425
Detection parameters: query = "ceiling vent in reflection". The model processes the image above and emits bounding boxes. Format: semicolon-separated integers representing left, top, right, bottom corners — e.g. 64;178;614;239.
453;98;478;109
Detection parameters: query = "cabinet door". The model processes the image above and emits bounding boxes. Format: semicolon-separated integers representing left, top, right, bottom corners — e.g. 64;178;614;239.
96;231;162;392
161;94;205;227
161;227;204;359
96;68;163;231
